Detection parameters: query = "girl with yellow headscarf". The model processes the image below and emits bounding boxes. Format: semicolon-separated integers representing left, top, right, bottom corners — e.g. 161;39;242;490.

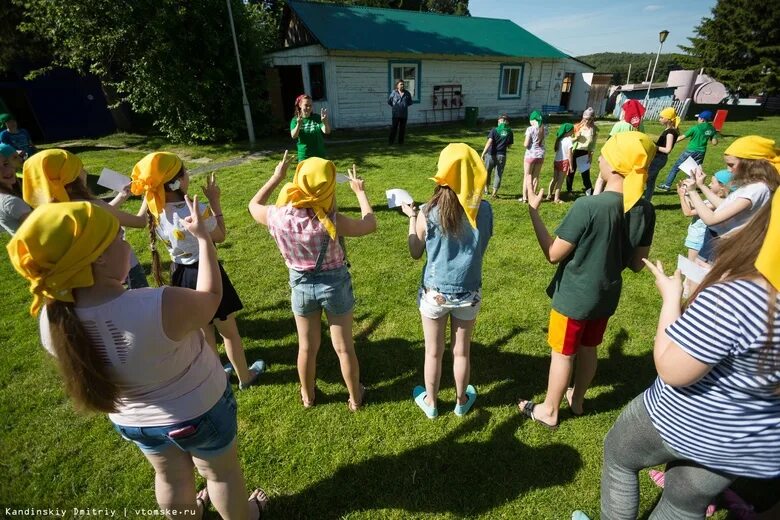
590;190;780;520
399;143;492;419
644;107;682;200
517;132;656;430
7;200;270;517
130;152;264;390
682;135;779;265
248;151;377;410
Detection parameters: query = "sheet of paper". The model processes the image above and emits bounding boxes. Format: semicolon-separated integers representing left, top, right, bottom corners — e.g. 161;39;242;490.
385;188;413;208
575;155;591;173
97;168;131;192
679;156;699;178
336;173;350;183
677;254;709;284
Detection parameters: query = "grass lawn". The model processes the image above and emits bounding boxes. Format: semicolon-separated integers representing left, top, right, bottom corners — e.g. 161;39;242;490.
2;117;779;519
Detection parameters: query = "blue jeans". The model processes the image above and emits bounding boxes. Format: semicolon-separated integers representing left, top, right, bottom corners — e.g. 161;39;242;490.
661;150;705;188
484;154;507;192
644;153;669;200
289;265;354;316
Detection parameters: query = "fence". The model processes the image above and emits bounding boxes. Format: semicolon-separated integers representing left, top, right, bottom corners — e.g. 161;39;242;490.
642;97;691;122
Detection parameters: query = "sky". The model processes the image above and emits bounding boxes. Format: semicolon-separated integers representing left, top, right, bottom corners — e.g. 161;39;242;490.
468;0;717;56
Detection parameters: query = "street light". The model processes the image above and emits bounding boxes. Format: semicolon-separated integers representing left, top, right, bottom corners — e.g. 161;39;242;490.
644;30;670;109
226;0;255;145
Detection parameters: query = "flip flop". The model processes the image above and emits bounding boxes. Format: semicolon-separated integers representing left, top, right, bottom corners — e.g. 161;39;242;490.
571;511;592;520
348;384;366;412
454;385;477;417
239;360;267;390
565;387;584;417
412;385;438;419
248;488;269;519
196;488;210;516
301;386;316;408
517;399;558;431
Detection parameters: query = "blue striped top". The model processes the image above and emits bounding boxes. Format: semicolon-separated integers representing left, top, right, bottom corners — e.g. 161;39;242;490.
643;278;780;478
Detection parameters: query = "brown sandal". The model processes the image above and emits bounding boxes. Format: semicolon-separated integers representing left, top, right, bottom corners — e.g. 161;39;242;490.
301;386;316;408
249;488;269;519
348;384;366;412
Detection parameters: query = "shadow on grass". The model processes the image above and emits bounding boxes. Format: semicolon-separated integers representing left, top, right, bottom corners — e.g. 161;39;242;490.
271;409;582;518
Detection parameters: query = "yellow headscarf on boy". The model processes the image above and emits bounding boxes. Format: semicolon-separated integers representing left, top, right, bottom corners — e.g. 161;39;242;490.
659;107;681;128
724;136;780;174
276;157;337;239
431;143;486;229
7;201;119;315
130;152;183;220
22;149;83;208
600;132;656;212
755;190;780;291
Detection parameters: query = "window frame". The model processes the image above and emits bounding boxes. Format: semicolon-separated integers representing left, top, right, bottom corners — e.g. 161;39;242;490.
308;62;327;101
388;60;422;103
497;63;525;99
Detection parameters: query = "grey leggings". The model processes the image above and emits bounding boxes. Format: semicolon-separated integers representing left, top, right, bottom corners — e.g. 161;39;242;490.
601;394;736;520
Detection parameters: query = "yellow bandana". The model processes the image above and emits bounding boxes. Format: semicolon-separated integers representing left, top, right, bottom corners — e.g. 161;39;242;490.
724;136;780;174
600;132;656;212
431;143;486;228
756;190;780;291
22;149;83;208
7;201;119;315
276;157;337;239
130;152;183;220
659;107;681;128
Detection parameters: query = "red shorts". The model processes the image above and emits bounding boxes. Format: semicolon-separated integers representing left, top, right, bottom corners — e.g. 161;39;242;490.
525;157;544;165
554;160;570;172
547;309;609;355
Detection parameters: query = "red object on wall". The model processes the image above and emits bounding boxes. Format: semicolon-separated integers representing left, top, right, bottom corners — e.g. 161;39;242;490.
713;110;728;131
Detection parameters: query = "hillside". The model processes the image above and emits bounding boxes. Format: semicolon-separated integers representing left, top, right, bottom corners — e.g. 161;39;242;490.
577;52;691;85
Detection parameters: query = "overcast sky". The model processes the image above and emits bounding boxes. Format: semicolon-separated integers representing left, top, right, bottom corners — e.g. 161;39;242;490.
468;0;718;56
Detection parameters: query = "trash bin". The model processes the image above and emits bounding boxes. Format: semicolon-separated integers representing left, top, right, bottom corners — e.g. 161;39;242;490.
464;106;478;127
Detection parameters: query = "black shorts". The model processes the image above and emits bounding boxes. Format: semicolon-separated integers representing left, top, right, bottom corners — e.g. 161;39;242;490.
171;262;243;322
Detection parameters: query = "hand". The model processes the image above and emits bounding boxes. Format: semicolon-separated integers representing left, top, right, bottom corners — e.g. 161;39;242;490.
296;113;303;125
347;164;364;193
116;185;131;202
681;178;696;190
400;203;417;218
320;107;328;121
180;195;210;240
693;166;706;187
202;172;220;202
273;150;290;178
528;187;544;209
676;183;687;196
642;259;683;303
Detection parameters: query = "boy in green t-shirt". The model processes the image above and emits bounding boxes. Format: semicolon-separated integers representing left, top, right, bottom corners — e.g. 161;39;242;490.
518;132;657;430
657;110;719;190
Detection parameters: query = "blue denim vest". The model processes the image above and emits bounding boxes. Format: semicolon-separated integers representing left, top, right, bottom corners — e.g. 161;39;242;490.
422;200;493;293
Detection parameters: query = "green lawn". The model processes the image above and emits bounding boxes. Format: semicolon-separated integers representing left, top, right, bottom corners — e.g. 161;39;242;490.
2;117;779;519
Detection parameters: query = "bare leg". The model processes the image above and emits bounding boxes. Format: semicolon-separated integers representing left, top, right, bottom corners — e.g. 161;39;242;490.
214;315;252;385
325;310;362;406
530;160;543;194
521;161;531;202
293;311;322;405
520;351;573;426
192;441;252;520
451;317;476;405
569;346;597;414
143;447;199;519
421;314;448;408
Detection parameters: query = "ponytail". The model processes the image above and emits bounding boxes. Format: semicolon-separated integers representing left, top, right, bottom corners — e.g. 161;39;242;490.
554;135;563;153
47;301;119;413
147;210;165;286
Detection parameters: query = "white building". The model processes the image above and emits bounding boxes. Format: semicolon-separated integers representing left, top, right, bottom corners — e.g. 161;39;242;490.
265;1;600;129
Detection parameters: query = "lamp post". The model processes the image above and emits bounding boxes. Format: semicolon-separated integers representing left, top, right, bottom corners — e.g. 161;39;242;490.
226;0;255;145
644;30;670;109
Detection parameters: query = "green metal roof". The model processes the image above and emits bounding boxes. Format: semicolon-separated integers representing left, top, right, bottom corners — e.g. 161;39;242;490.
287;1;568;59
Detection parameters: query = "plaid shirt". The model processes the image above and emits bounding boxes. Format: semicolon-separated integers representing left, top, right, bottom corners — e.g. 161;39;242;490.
266;205;344;272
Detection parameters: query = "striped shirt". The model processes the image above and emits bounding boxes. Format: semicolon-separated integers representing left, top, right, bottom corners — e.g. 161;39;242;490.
644;279;780;478
266;204;344;272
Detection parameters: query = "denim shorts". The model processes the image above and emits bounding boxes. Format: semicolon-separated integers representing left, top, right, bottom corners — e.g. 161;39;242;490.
113;381;237;457
289;265;355;316
418;287;481;321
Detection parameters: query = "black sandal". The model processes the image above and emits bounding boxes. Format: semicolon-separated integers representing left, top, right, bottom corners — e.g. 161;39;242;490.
517;399;558;431
249;488;269;519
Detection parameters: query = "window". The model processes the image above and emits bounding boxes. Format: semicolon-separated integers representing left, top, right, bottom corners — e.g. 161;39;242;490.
561;73;574;93
498;64;524;99
309;63;326;101
389;61;421;102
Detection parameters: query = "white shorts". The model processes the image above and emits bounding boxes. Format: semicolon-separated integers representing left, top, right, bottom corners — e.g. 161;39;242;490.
417;287;481;321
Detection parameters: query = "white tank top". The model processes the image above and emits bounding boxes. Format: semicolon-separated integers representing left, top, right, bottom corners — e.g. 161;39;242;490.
39;287;225;426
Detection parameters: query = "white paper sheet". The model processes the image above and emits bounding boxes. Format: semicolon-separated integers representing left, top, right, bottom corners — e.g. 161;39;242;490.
336;173;350;183
385;188;414;208
575;155;591;173
677;254;709;283
97;168;131;192
679;156;699;178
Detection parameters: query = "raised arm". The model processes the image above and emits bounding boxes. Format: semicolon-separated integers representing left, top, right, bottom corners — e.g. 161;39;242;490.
677;184;697;217
248;151;291;227
528;188;575;264
401;203;425;259
686;182;750;226
335;164;376;237
92;198;147;229
693;168;725;207
320;107;331;135
290;114;303;139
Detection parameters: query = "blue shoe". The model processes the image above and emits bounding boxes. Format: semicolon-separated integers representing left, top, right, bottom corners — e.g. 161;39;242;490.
223;363;234;376
572;511;592;520
412;385;438;419
238;360;267;390
454;385;477;417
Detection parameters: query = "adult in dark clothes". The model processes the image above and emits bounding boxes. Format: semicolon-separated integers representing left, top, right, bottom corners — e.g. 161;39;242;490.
388;80;414;145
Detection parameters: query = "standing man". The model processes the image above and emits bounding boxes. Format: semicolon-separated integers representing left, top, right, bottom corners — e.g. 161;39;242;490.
388;80;413;145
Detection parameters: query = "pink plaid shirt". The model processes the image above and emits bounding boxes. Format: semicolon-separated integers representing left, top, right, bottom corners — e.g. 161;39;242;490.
266;205;345;272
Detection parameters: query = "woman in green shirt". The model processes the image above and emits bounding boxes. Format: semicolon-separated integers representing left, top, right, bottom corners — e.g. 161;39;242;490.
290;94;331;161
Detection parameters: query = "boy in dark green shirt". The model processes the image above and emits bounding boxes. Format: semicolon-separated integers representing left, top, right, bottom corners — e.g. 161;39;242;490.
658;110;719;190
518;132;656;429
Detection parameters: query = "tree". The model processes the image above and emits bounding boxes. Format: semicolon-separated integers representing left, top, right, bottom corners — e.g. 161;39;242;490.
17;0;271;143
0;0;52;73
680;0;779;96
